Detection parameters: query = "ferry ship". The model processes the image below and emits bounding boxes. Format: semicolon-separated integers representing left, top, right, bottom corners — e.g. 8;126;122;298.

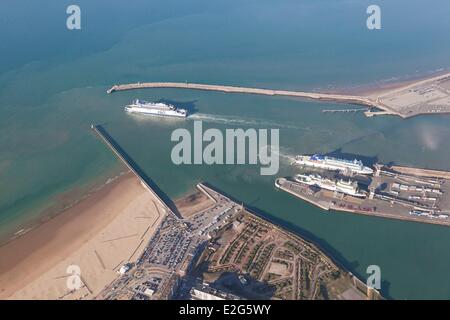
294;173;366;197
293;154;373;175
124;100;188;118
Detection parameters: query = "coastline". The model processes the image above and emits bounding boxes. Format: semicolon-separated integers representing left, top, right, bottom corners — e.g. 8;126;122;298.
0;163;126;247
2;68;450;299
332;68;450;96
0;171;166;299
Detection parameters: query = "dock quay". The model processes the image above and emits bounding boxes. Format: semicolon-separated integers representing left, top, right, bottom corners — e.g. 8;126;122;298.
322;108;368;113
275;178;331;211
276;162;450;227
388;165;450;180
91;124;176;216
363;110;392;117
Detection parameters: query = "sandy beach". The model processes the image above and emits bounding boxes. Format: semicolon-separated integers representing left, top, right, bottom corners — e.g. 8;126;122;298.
175;190;215;219
0;171;166;299
331;69;449;95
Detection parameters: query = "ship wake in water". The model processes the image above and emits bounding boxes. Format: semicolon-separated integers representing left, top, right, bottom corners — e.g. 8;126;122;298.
188;113;304;130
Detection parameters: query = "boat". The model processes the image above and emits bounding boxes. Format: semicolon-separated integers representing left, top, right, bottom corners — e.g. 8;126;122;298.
294;174;366;197
124;99;188;118
293;154;373;175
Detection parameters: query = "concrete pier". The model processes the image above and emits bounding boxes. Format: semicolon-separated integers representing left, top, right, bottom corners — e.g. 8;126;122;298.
91;124;175;215
322;108;368;113
106;82;387;113
106;72;450;118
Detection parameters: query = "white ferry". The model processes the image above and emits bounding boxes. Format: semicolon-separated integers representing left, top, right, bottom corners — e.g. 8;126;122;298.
294;173;366;197
293;154;373;175
125;100;188;118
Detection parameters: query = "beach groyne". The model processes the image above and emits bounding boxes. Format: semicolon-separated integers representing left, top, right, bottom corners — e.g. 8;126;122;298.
106;82;389;113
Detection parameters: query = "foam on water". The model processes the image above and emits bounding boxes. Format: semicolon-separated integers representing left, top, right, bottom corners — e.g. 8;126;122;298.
188;113;304;130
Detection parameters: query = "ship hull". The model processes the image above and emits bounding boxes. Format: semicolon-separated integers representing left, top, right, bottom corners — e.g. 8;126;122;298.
125;107;187;118
294;175;366;198
294;157;373;175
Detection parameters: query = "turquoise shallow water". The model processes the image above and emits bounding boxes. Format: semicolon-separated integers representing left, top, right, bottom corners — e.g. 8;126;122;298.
1;0;450;299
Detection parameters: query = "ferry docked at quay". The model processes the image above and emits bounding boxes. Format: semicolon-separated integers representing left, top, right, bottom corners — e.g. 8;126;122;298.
294;173;366;198
293;154;374;175
125;99;188;118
